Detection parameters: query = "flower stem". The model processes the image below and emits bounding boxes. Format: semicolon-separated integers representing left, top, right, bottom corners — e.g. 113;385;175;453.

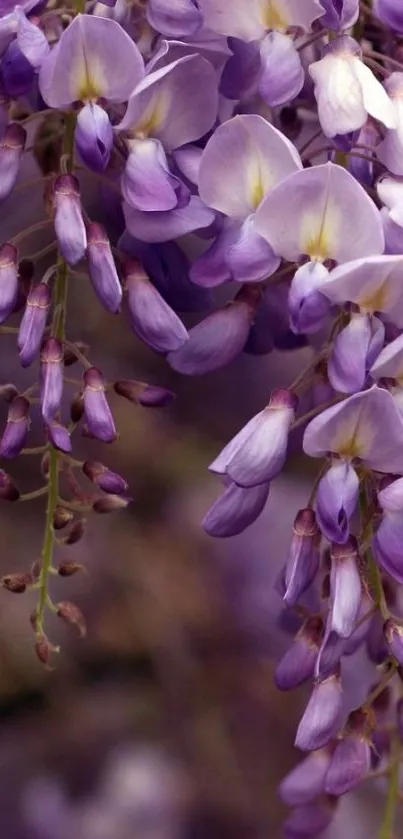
379;738;401;839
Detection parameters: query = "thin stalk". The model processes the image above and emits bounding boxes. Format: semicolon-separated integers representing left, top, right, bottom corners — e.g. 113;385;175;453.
379;738;402;839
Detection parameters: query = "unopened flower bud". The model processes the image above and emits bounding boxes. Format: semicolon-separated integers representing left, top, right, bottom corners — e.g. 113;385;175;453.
279;748;332;807
0;123;26;203
65;518;86;545
46;420;71;453
283;508;321;607
295;671;343;751
18;282;51;367
34;633;59;666
30;558;42;581
56;601;86;637
53;174;87;266
87;222;122;313
325;708;373;796
329;537;362;639
384;618;403;665
0;242;19;323
124;259;188;353
1;572;32;592
83;460;128;495
0;384;19;403
53;506;74;530
57;561;84;577
113;379;175;407
0;395;30;458
275;615;324;691
40;337;64;424
92;494;130;513
0;469;19;500
83;367;117;443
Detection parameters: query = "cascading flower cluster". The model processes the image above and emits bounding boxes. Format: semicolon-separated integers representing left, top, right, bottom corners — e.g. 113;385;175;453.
3;0;403;834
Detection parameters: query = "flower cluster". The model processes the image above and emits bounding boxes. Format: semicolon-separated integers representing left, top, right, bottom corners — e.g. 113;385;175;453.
3;0;403;834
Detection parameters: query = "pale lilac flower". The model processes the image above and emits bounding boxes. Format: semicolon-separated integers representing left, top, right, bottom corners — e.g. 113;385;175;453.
202;480;270;537
319;0;359;30
295;671;344;751
279;747;332;806
316;462;359;544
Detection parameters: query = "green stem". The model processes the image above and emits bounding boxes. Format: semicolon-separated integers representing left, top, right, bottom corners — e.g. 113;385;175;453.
36;110;76;636
379;738;401;839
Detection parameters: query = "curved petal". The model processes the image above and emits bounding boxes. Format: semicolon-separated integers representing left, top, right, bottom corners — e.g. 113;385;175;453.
255;162;384;262
259;32;304;108
76;103;113;173
146;0;203;37
122;139;182;211
226;215;280;282
202;480;270;537
328;314;384;394
198;113;302;220
371;332;403;380
316;462;359;543
123;196;215;243
319;254;403;325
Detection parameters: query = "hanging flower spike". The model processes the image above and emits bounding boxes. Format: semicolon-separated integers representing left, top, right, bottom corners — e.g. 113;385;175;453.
39;14;145;172
209;388;298;488
191;114;302;287
116;53;218;211
255;162;385;265
303;386;403;474
309;36;396;138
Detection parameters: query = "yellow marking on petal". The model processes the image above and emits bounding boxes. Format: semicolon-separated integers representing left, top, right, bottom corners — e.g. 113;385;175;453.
300;205;341;262
358;281;391;314
332;416;375;460
73;57;106;103
133;92;169;139
262;0;289;31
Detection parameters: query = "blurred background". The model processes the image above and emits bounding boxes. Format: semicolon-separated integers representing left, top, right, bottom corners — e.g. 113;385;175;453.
0;134;389;839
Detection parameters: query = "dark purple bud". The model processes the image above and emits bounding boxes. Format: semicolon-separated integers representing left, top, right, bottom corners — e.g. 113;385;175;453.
124;259;188;353
86;222;122;313
53;506;74;530
113;379;175;407
384;618;403;665
63;341;89;366
295;672;343;751
316;461;359;544
40;337;64;424
0;384;19;403
83;460;128;495
83;367;117;443
57;561;84;577
168;286;261;375
0;395;30;458
76;103;113;173
65;518;86;545
279;748;332;807
53;175;87;266
275;615;324;691
367;612;389;664
0;470;19;501
203;480;270;538
325;709;373;796
56;601;86;637
0;123;26;203
70;391;84;423
0;41;35;98
18;282;51;367
0;243;18;323
1;572;32;593
92;494;130;513
46;420;72;453
34;633;58;667
329;538;362;639
283;799;336;839
284;508;321;607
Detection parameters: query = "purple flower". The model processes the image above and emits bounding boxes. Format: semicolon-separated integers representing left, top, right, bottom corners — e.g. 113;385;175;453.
328;538;362;638
202;480;270;537
325;711;372;795
373;477;403;583
374;0;403;33
0;122;26;203
83;460;128;495
319;0;359;30
0;394;30;458
275;615;324;691
86;223;122;314
295;671;344;751
283;508;321;607
279;747;332;807
53;175;87;267
40;337;64;424
209;388;298;488
0;242;18;322
83;367;117;443
18;282;51;367
316;461;359;544
384;618;403;665
146;0;203;37
124;259;188;353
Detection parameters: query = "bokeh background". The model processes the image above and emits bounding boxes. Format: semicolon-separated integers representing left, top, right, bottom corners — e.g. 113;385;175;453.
0;127;391;839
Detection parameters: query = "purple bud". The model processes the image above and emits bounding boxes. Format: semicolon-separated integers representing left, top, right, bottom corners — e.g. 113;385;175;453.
316;461;359;544
82;460;128;495
40;337;64;424
86;222;122;313
168;286;261;375
53;175;87;266
279;748;333;807
46;420;72;453
56;601;86;638
83;367;117;443
18;282;51;367
329;538;362;639
53;507;74;530
295;672;343;751
0;395;30;458
124;259;188;353
0;469;19;501
384;618;403;665
65;518;86;545
0;123;26;203
203;480;270;538
113;379;175;407
284;508;321;607
325;709;372;795
92;494;130;513
0;243;18;323
0;384;19;403
275;615;324;691
283;799;336;839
